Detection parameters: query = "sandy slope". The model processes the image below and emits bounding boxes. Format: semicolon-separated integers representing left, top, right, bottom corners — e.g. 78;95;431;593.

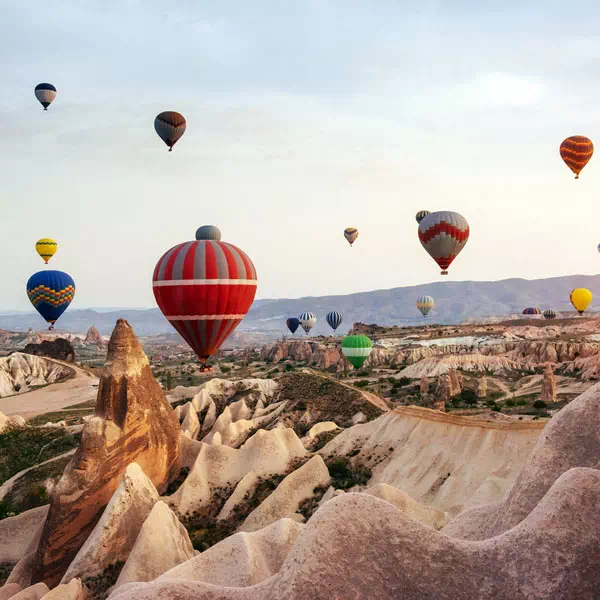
0;359;98;418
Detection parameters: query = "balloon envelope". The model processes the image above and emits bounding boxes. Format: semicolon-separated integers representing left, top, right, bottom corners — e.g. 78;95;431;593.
34;83;56;110
27;270;75;327
415;210;430;224
416;295;434;317
342;335;372;369
560;136;593;179
344;228;358;246
153;227;257;362
286;317;300;334
154;111;186;151
570;288;592;315
196;225;221;241
35;238;58;264
522;307;541;315
418;211;469;275
543;309;556;320
298;312;316;334
326;311;343;331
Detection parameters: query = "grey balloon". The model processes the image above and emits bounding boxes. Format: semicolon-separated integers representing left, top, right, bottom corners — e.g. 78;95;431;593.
196;225;222;241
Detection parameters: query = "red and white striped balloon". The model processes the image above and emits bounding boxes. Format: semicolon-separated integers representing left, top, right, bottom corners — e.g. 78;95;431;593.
418;211;469;275
153;226;257;363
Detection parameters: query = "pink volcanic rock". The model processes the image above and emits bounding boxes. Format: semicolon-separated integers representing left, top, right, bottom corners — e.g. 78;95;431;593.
540;363;556;403
31;320;181;588
444;379;600;541
109;468;600;600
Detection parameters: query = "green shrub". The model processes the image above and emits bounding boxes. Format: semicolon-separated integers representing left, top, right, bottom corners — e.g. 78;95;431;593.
354;380;370;388
220;366;231;374
326;457;371;490
460;389;478;405
505;399;515;407
533;399;547;410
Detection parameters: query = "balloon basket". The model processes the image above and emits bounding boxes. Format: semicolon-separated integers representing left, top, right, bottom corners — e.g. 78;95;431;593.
441;270;448;275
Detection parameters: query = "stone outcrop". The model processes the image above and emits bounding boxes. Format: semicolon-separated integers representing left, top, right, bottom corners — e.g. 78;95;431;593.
22;338;75;363
476;376;487;398
31;319;181;588
0;354;73;398
0;506;48;565
419;377;429;395
84;326;106;348
39;578;83;599
540;363;556;403
0;411;26;433
114;501;194;589
61;464;160;585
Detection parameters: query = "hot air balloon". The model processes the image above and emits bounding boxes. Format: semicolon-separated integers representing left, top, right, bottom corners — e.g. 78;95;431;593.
344;228;359;247
326;311;343;332
415;210;430;224
416;295;434;317
418;211;469;275
570;288;592;315
522;307;541;316
597;243;600;253
196;225;221;240
298;312;316;334
34;83;56;110
543;309;556;320
154;111;186;151
26;270;75;330
153;226;257;368
560;136;593;179
341;335;372;369
286;317;300;334
35;238;58;264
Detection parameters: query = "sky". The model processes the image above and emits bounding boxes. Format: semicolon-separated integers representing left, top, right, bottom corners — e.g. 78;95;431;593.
2;0;600;311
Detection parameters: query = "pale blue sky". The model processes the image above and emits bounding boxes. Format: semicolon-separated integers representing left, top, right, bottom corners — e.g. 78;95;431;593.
2;1;600;310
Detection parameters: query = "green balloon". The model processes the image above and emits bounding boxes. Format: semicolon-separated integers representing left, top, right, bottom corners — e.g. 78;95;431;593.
341;335;373;369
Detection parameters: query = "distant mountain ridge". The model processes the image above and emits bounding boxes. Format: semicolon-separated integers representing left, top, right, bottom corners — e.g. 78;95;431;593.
1;274;599;335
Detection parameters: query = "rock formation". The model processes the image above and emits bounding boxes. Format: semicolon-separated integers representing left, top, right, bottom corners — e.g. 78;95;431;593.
22;338;75;363
476;376;487;398
0;354;73;398
31;319;181;588
419;376;429;395
0;411;26;433
84;326;106;348
540;363;556;403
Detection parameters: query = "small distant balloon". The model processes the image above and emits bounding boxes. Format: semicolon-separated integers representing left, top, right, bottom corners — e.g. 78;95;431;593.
27;270;75;330
415;210;430;224
416;296;434;317
522;307;541;316
543;309;556;320
341;335;372;369
195;225;221;241
418;211;469;275
560;136;593;179
35;238;58;264
326;311;343;331
34;83;56;110
570;288;592;315
154;111;186;151
286;317;300;334
344;228;359;247
298;312;316;334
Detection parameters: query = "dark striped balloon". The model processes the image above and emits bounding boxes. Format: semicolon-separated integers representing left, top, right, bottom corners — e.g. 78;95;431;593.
326;311;343;331
522;307;541;315
286;317;300;334
560;136;593;179
34;83;57;110
543;309;556;320
153;228;257;362
415;210;430;224
154;111;187;151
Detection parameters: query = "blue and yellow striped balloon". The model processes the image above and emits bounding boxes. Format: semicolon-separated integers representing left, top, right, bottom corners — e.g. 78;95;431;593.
26;270;75;329
326;311;343;331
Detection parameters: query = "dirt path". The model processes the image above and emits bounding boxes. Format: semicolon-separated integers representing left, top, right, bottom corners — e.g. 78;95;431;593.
0;359;98;419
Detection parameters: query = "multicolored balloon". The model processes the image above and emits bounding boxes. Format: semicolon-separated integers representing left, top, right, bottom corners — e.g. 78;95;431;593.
35;83;56;110
153;226;257;364
341;335;372;369
543;309;556;320
416;295;434;317
298;312;316;334
560;136;593;179
344;228;359;247
418;211;469;275
27;270;75;330
154;111;187;151
570;288;592;315
326;311;343;331
522;307;541;315
415;210;430;224
286;317;300;334
35;238;58;264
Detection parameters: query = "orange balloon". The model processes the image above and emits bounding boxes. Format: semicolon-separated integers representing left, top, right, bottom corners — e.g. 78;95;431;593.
560;135;593;179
